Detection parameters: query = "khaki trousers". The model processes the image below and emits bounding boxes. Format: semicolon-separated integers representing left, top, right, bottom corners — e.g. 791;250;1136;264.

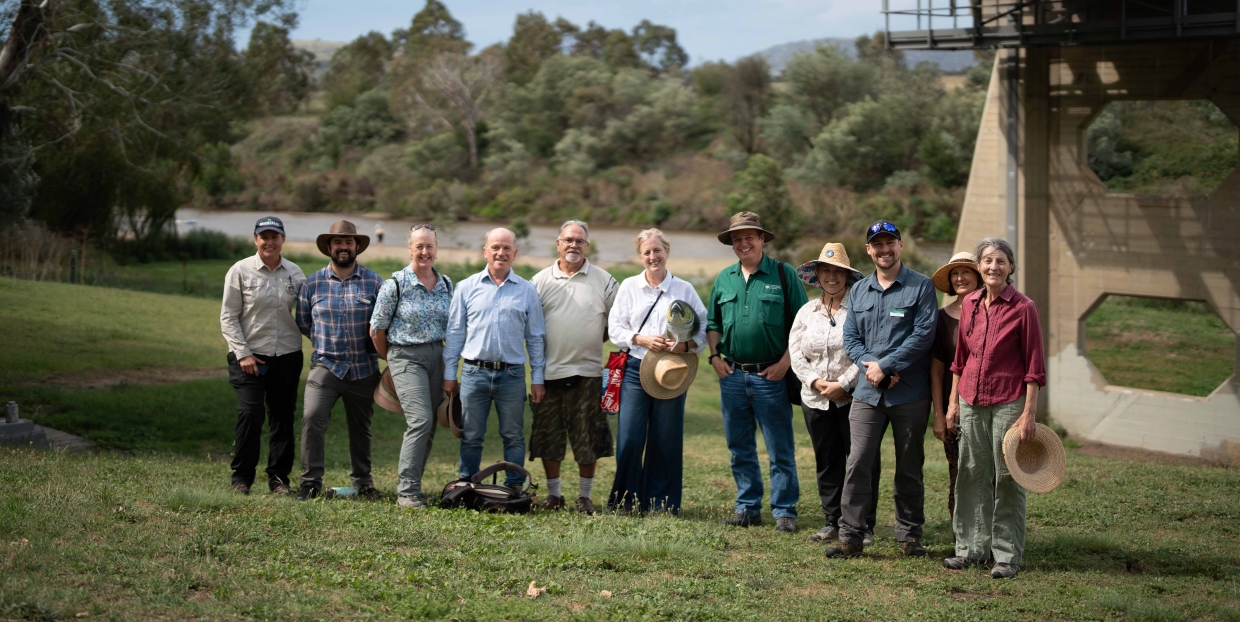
953;395;1028;565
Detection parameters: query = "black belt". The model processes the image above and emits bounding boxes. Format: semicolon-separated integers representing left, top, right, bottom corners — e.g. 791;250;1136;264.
465;359;510;370
727;358;781;373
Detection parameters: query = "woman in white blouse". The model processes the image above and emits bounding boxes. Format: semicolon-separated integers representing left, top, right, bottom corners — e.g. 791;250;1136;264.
789;243;882;545
607;229;708;514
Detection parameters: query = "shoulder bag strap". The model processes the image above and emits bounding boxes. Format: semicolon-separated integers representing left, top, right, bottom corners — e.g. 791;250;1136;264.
624;288;664;352
778;262;795;338
470;461;531;490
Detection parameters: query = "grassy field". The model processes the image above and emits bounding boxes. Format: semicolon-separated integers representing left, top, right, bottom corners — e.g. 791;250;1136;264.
2;280;1238;619
1085;295;1236;397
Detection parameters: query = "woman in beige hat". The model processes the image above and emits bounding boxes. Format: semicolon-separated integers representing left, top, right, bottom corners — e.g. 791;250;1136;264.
928;251;982;526
606;229;707;515
942;238;1047;579
789;243;882;546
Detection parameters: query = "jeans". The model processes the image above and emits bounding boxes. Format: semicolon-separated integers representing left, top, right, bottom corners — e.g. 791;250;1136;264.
803;402;879;530
227;350;302;490
608;355;686;514
458;362;527;488
955;396;1028;565
388;342;444;498
300;364;381;489
840;397;929;544
719;368;800;519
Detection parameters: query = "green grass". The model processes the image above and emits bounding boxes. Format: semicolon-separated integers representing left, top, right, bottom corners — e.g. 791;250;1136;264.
2;279;1238;618
1085;296;1236;397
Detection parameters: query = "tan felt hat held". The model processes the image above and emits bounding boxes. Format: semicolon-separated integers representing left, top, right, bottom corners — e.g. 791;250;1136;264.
717;211;775;245
316;220;371;257
640;350;699;400
374;368;402;413
932;251;981;295
437;390;464;439
1003;423;1066;494
797;242;862;288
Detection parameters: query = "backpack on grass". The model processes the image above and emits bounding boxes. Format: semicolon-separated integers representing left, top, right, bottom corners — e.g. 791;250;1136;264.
439;461;536;514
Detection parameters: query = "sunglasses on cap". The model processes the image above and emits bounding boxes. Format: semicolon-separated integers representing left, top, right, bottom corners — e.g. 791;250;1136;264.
869;222;897;234
410;223;437;231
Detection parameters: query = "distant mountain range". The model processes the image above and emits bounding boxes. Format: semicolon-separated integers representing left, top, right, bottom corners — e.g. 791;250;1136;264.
751;38;979;75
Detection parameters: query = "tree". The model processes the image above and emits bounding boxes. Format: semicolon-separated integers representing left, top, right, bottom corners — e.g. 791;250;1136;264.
783;44;878;127
394;0;469;64
407;50;503;169
321;32;392;111
632;20;687;73
855;32;905;75
602;29;640;70
503;11;561;86
724;56;771;154
726;154;800;257
245;21;315;115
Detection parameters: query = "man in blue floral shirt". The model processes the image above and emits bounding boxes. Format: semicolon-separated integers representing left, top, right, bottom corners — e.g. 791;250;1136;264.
296;220;384;500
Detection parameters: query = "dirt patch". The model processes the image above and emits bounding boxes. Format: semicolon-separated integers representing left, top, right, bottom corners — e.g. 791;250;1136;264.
22;367;226;391
1075;441;1234;468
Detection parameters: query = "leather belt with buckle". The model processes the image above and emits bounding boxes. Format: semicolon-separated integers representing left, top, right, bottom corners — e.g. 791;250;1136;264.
727;359;780;373
466;359;509;370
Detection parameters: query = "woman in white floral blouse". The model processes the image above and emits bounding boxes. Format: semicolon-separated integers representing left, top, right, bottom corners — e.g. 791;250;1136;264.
789;243;882;546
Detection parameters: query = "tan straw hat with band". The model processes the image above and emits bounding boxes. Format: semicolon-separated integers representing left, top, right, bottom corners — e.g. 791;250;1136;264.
374;369;402;413
797;242;862;288
640;350;699;400
437;390;464;439
717;211;775;245
932;251;981;295
1002;423;1066;494
316;220;371;257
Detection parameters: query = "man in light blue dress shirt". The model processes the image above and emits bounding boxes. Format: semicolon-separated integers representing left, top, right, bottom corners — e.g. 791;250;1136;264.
443;228;547;488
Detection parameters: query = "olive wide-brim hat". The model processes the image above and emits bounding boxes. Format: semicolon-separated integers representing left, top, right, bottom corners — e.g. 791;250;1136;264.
932;251;982;295
797;242;862;288
640;350;699;400
717;211;776;245
1002;423;1067;494
316;219;371;257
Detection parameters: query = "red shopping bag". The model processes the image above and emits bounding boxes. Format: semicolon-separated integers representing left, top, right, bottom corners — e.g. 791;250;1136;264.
601;351;627;414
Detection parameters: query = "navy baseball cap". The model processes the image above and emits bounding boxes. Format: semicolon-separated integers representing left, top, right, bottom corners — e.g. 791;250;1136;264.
254;216;285;236
865;220;901;242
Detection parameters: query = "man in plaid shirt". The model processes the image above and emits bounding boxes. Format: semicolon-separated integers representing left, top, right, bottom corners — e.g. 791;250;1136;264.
296;220;385;500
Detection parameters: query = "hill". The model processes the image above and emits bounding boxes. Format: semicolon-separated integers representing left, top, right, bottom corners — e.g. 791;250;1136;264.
754;37;978;75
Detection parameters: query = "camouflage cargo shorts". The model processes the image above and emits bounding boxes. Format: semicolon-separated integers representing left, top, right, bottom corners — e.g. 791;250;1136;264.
529;376;614;463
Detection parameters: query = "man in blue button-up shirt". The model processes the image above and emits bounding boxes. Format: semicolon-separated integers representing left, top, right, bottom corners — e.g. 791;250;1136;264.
827;220;937;559
443;228;547;488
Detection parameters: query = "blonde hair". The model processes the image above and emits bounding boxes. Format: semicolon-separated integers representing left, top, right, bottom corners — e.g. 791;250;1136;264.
633;228;671;254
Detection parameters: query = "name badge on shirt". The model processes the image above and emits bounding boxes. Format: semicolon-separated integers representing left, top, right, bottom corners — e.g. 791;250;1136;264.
890;309;906;318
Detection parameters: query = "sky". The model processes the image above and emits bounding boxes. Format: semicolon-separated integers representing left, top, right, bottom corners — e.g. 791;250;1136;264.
289;0;888;64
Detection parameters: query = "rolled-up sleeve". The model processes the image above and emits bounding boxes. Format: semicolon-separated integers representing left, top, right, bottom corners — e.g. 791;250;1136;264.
220;264;250;359
371;278;397;332
1022;300;1047;386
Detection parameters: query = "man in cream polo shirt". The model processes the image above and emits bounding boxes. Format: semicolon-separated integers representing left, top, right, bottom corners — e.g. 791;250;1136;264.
530;220;619;514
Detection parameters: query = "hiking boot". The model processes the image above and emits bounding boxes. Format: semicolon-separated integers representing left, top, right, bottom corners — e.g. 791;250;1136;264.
232;482;250;495
296;484;319;501
862;531;874;547
537;495;566;511
576;497;596;515
941;556;981;570
723;512;763;528
824;540;864;558
776;517;796;533
271;484;292;496
357;485;380;500
397;495;426;510
898;539;927;557
810;525;839;542
991;562;1019;579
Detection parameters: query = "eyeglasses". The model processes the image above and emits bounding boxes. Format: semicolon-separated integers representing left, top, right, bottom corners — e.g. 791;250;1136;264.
411;223;437;231
869;222;897;234
558;237;588;247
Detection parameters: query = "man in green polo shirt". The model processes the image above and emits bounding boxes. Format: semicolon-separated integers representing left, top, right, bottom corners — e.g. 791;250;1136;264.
706;211;808;533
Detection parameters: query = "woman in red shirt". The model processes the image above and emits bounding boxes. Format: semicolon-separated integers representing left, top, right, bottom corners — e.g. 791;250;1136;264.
942;238;1046;579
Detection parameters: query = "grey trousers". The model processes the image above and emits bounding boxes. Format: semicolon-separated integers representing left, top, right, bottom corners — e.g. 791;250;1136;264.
839;396;929;544
300;363;381;488
388;342;445;497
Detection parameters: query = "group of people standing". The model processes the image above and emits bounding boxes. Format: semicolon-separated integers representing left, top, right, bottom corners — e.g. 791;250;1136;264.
220;209;1047;578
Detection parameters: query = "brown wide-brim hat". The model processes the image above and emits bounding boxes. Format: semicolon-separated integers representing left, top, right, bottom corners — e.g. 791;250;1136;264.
639;350;699;400
932;251;981;295
373;369;402;413
1003;423;1066;494
718;211;775;245
437;390;464;439
316;220;370;257
797;242;862;288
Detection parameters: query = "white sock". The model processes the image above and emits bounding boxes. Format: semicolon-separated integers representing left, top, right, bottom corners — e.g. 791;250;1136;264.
546;477;562;497
578;476;594;500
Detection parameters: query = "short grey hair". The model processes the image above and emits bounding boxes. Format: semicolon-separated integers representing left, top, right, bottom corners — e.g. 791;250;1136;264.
973;237;1017;284
559;220;590;241
634;228;671;254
